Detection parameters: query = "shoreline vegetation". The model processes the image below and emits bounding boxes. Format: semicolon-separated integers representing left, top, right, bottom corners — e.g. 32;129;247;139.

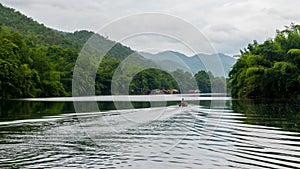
0;4;226;99
1;3;298;99
229;24;300;99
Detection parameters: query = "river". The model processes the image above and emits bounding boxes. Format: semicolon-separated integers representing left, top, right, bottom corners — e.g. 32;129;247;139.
0;95;299;168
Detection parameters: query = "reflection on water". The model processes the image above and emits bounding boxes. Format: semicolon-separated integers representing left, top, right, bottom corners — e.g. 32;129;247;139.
0;100;72;121
0;98;299;168
0;100;179;122
232;99;300;132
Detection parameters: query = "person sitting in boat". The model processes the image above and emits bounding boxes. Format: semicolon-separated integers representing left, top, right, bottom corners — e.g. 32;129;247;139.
179;98;188;107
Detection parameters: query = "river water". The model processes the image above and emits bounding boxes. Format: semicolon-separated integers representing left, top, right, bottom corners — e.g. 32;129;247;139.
0;95;299;168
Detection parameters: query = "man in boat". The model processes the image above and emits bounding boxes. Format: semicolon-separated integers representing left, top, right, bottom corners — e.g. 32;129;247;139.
179;98;188;107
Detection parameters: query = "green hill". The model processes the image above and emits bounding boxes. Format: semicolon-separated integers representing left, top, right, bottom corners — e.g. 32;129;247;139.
0;4;80;50
0;3;154;98
0;3;222;98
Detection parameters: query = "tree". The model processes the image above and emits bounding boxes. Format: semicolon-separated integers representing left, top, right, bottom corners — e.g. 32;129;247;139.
229;24;300;98
194;70;211;93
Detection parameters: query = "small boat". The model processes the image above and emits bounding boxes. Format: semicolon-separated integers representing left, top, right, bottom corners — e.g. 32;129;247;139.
179;98;188;107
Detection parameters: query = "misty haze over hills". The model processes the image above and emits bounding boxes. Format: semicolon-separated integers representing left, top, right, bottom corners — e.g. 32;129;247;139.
138;50;236;77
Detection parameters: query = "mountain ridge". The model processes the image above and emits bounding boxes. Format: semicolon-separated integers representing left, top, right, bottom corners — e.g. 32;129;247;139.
138;50;236;76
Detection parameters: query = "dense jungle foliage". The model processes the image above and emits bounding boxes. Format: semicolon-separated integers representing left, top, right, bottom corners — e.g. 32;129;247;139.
0;4;223;98
229;24;300;98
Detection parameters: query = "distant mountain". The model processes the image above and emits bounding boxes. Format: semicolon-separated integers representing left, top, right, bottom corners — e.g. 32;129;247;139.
138;50;236;76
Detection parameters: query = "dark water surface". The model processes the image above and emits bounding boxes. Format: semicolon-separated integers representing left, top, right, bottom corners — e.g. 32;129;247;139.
0;97;299;168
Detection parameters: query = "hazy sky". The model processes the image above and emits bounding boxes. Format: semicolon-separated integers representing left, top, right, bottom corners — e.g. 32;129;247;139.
1;0;300;55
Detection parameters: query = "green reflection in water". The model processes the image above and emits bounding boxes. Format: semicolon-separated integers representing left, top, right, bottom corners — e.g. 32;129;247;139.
3;98;299;133
0;100;72;122
232;99;300;132
0;100;179;122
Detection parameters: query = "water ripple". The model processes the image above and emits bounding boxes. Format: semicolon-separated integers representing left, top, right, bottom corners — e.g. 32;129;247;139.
0;104;300;168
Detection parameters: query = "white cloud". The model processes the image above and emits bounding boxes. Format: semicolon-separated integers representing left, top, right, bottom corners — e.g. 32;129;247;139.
1;0;300;55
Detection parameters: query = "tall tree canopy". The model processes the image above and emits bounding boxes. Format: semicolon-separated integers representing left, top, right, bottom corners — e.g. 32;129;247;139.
0;3;228;98
229;24;300;98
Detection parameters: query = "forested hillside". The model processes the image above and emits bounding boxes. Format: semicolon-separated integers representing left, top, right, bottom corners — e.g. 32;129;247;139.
0;3;147;98
229;24;300;98
0;3;226;98
0;4;188;98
